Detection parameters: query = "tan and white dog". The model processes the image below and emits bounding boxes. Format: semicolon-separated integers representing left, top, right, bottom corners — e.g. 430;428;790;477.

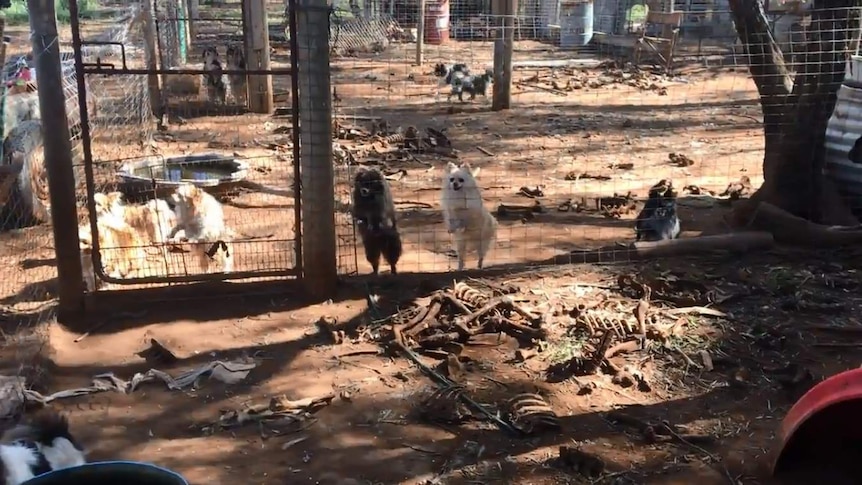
440;162;497;271
78;206;149;292
95;192;177;254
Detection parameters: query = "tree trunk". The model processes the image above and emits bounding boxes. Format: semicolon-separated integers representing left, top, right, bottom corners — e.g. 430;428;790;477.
728;0;860;225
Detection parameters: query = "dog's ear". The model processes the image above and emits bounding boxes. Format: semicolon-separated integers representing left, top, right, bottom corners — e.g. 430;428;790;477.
446;161;458;172
461;163;480;178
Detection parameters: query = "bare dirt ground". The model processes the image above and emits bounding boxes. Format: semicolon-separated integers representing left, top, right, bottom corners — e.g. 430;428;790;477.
4;11;858;485
329;41;761;275
20;249;862;485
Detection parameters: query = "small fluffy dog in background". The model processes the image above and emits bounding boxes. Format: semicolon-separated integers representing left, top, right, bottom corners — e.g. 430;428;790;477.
434;63;470;98
634;179;681;242
0;410;86;485
450;68;493;102
352;167;402;275
225;44;248;106
169;183;234;274
440;162;497;271
434;63;470;85
202;46;227;105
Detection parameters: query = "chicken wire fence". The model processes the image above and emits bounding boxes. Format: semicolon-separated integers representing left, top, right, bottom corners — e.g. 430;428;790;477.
330;0;850;277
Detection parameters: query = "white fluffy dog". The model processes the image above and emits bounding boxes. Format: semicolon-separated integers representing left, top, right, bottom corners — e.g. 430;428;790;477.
440;162;497;271
168;183;234;274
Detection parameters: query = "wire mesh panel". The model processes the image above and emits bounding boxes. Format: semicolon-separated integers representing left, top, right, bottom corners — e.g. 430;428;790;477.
69;0;300;292
327;0;811;277
0;12;85;374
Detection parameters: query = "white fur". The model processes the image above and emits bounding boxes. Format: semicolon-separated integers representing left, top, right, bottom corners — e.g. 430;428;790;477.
0;444;40;485
0;437;86;485
440;162;497;271
168;183;234;274
78;208;146;292
142;199;178;244
39;437;85;470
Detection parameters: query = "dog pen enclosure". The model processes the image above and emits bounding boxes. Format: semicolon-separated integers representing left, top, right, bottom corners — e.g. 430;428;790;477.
66;0;312;296
0;0;349;319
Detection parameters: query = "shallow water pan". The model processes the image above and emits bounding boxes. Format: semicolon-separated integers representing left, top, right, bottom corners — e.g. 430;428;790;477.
117;152;248;199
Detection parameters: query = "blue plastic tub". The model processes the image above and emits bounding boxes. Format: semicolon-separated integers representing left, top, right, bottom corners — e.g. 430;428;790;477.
22;461;188;485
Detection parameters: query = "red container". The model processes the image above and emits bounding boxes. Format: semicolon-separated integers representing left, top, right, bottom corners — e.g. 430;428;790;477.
424;0;450;45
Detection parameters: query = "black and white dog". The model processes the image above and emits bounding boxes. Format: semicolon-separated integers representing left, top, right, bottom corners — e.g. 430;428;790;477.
634;179;681;242
433;63;470;86
0;410;87;485
352;167;402;276
202;46;227;105
450;68;494;102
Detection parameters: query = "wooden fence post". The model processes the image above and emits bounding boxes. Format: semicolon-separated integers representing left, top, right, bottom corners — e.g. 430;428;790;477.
296;0;336;299
492;0;515;111
186;0;200;39
244;0;274;113
141;0;163;117
27;0;84;320
416;0;425;65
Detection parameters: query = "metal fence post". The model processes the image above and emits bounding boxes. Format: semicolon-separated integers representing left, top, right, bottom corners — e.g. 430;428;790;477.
28;0;84;320
296;0;337;299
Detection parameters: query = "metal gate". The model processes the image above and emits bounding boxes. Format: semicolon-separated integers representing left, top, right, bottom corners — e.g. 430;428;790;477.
68;0;301;290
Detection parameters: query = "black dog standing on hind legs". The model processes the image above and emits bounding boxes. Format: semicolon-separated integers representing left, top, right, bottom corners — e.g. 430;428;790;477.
352;168;403;275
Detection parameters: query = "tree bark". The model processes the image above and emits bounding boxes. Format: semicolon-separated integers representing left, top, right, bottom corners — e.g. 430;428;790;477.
728;0;859;225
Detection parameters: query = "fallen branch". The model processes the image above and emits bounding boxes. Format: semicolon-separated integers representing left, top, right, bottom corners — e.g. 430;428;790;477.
514;80;569;96
550;232;774;265
747;201;862;246
476;146;495;157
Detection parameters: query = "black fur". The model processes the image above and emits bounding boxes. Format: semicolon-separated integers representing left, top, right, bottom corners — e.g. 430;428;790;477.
634;180;681;242
849;135;862;163
201;47;227;95
352;168;402;275
450;68;493;102
225;45;246;70
28;410;83;451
